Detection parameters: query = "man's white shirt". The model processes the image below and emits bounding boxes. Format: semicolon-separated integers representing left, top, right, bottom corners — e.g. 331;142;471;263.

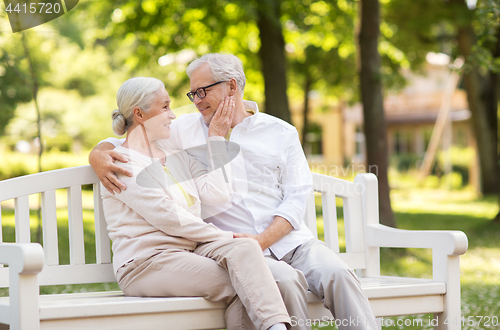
102;101;314;259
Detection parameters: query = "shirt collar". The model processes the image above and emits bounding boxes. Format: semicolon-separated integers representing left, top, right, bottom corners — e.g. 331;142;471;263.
241;100;260;129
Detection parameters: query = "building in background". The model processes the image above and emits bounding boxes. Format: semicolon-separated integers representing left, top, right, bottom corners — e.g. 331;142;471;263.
292;57;478;188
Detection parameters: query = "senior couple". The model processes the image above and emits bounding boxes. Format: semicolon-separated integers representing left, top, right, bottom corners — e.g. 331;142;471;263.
91;53;377;330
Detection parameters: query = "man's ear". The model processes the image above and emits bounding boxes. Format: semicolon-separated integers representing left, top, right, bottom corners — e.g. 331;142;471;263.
228;78;238;96
133;107;144;124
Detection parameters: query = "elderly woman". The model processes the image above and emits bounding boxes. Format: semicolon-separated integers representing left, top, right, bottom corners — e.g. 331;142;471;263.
101;77;290;330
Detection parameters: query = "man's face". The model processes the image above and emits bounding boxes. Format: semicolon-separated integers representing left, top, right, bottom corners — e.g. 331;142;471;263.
189;64;228;125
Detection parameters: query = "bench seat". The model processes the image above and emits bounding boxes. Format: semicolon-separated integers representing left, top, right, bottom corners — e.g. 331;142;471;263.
0;276;445;329
309;276;447;321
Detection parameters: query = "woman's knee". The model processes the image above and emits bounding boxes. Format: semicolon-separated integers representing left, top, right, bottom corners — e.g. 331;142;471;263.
230;238;262;256
238;237;261;249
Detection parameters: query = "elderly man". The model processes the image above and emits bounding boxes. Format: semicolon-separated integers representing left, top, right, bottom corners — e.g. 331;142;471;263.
89;53;377;330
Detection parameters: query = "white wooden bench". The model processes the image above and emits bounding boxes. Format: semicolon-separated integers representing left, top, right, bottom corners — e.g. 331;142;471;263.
0;165;468;330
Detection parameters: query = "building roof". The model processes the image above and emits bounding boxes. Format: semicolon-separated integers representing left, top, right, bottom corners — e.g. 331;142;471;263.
386;109;471;125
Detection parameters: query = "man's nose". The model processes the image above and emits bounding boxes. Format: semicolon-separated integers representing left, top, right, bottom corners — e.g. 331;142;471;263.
193;94;203;105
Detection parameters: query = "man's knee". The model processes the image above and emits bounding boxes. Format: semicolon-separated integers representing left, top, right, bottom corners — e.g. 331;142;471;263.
322;262;360;288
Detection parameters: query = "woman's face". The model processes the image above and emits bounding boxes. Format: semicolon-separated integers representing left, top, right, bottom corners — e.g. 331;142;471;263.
142;88;176;141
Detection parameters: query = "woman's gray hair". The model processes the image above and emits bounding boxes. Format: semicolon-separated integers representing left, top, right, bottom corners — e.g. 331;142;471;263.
186;53;246;96
112;77;165;136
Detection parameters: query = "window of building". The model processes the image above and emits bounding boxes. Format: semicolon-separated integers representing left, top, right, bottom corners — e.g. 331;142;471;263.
423;128;433;152
304;123;323;156
454;126;468;148
394;130;414;155
354;125;365;163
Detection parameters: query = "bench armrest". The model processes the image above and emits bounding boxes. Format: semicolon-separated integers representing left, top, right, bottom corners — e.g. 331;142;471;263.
365;223;467;284
0;243;45;273
365;223;468;256
0;243;44;329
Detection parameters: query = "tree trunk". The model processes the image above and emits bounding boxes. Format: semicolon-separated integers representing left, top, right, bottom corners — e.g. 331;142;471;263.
457;27;499;195
488;68;500;222
256;0;291;124
21;32;43;243
358;0;396;227
490;28;500;223
301;74;312;146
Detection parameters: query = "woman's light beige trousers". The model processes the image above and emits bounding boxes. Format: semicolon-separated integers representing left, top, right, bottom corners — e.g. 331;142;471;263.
116;238;291;330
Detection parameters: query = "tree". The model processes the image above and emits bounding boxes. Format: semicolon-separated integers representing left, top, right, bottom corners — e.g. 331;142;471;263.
384;0;500;200
359;0;396;227
1;31;47;242
472;0;500;221
451;0;499;197
88;0;294;120
284;0;358;146
0;34;33;135
256;0;291;123
21;32;44;243
0;54;32;136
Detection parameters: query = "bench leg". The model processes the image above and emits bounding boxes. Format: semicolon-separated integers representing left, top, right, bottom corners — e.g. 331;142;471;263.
433;255;462;330
11;272;41;330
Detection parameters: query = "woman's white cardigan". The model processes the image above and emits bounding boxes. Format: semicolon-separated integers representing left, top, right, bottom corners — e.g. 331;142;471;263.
101;136;233;274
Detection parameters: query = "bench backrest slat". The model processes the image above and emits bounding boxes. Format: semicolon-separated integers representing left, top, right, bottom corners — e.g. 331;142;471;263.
0;203;3;270
305;191;318;239
14;196;31;243
67;185;86;265
41;190;59;266
321;191;339;253
93;183;111;264
38;264;116;285
344;196;365;254
0;203;3;243
308;173;367;270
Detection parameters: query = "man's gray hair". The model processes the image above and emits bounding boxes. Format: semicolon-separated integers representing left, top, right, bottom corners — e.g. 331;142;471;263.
186;53;246;96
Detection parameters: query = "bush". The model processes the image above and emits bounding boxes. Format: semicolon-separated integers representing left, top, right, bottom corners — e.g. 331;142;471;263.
390;147;473;189
390;154;422;172
437;147;474;185
423;175;440;188
441;172;463;190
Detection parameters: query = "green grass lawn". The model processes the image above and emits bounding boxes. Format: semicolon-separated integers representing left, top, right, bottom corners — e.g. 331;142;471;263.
1;185;499;329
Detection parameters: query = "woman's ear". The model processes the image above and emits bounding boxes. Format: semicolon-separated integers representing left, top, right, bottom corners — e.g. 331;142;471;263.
133;107;144;124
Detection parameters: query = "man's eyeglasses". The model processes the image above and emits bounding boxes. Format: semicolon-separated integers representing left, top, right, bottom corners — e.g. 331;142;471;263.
186;81;227;102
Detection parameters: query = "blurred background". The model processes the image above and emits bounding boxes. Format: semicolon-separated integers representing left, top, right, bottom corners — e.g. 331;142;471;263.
1;0;500;328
